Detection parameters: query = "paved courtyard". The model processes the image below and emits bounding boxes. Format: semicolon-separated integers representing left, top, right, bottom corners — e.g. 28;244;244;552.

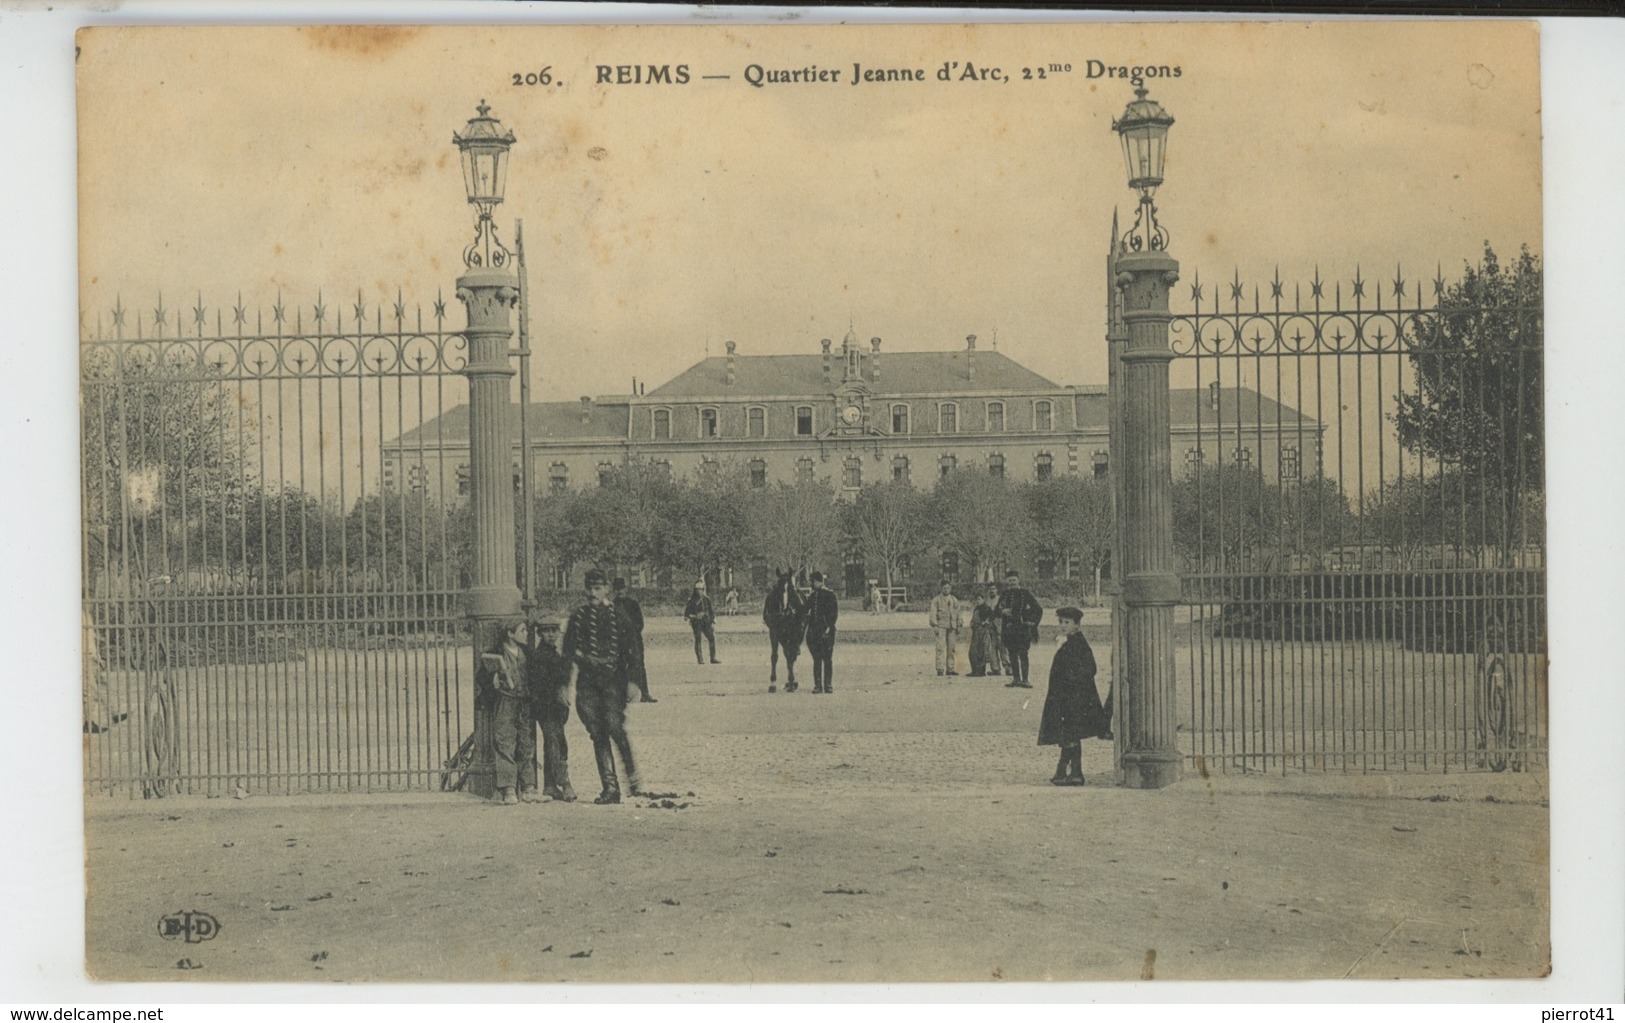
84;631;1550;985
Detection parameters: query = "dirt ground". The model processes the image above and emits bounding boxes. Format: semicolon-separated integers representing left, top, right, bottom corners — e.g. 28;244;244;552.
84;635;1550;985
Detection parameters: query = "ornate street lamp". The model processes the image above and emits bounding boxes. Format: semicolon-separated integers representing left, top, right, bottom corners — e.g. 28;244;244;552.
1112;86;1175;253
453;100;517;270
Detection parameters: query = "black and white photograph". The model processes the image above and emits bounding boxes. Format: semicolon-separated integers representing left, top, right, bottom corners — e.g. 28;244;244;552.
8;5;1618;1001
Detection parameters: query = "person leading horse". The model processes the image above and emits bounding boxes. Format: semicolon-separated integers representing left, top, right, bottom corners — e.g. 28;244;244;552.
763;569;808;693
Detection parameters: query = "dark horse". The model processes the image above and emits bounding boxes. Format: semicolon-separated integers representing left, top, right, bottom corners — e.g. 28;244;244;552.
763;569;808;693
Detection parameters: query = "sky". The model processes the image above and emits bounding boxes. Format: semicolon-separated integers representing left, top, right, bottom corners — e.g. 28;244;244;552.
75;20;1543;402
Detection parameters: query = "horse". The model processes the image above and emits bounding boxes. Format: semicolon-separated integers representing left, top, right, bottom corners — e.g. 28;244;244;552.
763;569;808;693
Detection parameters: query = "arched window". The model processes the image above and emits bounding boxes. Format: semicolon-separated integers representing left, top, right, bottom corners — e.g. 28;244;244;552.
597;461;616;487
796;406;815;436
891;403;910;434
653;408;671;440
939;454;957;478
1280;446;1301;481
548;462;569;494
700;407;720;438
986;401;1006;433
891;455;910;484
1034;400;1053;432
747;406;767;438
795;457;815;484
988;453;1005;479
938;402;958;433
700;457;721;482
749;459;768;488
1092;451;1109;479
1035;452;1054;481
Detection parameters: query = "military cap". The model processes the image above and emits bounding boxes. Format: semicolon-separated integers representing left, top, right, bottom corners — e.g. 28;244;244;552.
1056;606;1084;623
584;569;609;588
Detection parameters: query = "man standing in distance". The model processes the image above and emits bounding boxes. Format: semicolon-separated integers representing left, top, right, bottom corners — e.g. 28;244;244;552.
613;577;655;703
684;581;720;665
564;569;640;804
995;569;1043;688
928;579;962;677
805;571;840;694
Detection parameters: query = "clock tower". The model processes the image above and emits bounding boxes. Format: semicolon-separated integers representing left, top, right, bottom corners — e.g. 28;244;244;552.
829;327;877;436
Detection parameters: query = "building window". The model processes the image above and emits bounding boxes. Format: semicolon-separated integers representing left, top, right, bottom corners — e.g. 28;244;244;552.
1185;448;1204;471
1092;451;1109;479
795;457;814;484
548;463;569;495
796;406;814;436
700;457;721;482
939;454;957;478
1234;447;1252;469
843;456;863;490
891;404;910;435
383;461;397;490
407;464;427;493
653;459;673;481
750;459;767;489
1037;556;1058;581
940;550;960;583
988;453;1005;479
598;461;615;487
747;406;766;438
653;408;671;440
892;455;910;484
1208;380;1221;410
938;403;958;434
552;562;573;591
987;401;1005;433
456;464;471;496
700;407;720;438
1035;452;1054;481
1034;400;1053;431
1280;446;1300;481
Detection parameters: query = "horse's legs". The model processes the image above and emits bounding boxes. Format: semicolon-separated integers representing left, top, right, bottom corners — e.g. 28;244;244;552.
769;639;779;683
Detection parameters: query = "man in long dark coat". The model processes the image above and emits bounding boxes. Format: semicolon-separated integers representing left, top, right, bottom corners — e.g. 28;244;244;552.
613;577;655;703
804;571;840;694
995;569;1043;688
1038;606;1113;785
684;582;720;665
564;569;640;804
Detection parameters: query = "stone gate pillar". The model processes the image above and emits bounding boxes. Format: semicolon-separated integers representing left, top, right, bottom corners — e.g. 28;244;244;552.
1115;248;1183;789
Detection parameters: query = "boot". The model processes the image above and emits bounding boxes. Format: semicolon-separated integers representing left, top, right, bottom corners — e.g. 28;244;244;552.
592;742;621;804
1065;746;1087;786
1049;751;1070;786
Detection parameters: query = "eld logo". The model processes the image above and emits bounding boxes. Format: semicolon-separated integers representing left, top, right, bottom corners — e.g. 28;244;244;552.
157;910;220;944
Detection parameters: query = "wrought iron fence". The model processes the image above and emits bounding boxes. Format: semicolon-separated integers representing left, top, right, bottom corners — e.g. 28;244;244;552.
1166;259;1546;772
81;292;475;796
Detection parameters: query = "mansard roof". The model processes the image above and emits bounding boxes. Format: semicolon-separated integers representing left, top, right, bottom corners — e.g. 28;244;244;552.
387;400;630;449
645;350;1062;398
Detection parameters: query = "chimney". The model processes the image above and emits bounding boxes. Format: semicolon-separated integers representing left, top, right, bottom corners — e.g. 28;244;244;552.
725;340;737;386
966;334;977;382
579;395;592;423
869;337;881;384
821;338;832;382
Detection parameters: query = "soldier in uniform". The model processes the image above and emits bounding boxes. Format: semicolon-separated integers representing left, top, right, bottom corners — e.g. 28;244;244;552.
613;577;655;703
564;569;641;804
523;620;577;802
995;569;1043;688
804;571;840;694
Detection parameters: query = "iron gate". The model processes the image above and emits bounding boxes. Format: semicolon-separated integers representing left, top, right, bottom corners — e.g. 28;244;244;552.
1162;256;1546;772
81;292;478;796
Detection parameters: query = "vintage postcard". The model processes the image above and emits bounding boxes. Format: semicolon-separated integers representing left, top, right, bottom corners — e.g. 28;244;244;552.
75;19;1551;986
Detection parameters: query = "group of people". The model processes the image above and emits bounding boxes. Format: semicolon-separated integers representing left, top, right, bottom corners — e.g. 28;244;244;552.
927;569;1045;686
477;571;653;807
477;566;1114;801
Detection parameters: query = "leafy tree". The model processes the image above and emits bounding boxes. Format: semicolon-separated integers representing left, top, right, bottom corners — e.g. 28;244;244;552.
1364;470;1543;567
1392;243;1542;556
843;480;930;589
80;355;257;592
1026;476;1115;599
745;478;843;576
562;460;680;574
1174;464;1350;571
663;462;751;585
343;490;457;587
929;470;1031;582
